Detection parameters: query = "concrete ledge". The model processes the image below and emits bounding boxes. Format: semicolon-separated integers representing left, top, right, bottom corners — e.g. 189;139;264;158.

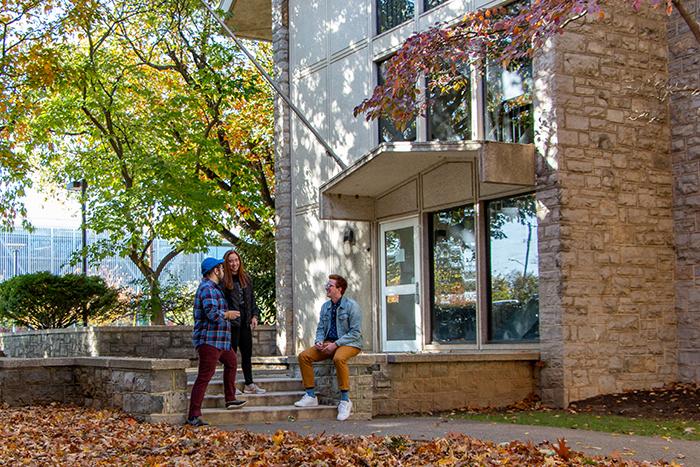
386;351;540;363
0;357;189;370
0;325;279;362
0;357;76;368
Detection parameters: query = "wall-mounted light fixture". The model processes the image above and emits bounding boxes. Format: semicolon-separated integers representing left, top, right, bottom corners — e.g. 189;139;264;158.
343;227;355;246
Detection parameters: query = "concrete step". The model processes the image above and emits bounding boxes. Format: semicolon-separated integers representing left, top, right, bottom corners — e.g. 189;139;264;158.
201;391;305;409
186;360;289;383
199;404;340;425
193;377;304;395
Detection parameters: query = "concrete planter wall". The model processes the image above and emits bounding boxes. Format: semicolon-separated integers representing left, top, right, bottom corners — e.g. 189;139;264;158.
0;325;279;364
0;357;189;424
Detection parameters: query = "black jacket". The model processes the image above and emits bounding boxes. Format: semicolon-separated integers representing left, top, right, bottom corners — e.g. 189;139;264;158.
222;277;260;328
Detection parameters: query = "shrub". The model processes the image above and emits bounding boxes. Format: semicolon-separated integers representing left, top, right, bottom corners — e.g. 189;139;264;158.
0;272;121;329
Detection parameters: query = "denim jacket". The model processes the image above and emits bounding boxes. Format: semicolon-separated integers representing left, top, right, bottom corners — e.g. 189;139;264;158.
314;296;363;349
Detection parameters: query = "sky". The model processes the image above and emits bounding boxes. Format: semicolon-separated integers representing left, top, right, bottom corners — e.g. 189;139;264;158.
21;185;81;229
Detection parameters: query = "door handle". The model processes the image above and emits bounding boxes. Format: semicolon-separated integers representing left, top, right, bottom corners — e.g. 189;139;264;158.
415;281;420;305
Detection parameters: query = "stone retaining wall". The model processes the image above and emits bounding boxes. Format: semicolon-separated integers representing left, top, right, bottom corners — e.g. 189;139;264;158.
0;325;279;364
0;357;189;424
288;352;540;417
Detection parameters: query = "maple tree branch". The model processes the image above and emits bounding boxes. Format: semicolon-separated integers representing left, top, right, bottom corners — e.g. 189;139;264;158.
672;0;700;43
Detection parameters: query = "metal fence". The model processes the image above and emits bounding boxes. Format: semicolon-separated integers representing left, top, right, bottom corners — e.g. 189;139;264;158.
0;226;217;288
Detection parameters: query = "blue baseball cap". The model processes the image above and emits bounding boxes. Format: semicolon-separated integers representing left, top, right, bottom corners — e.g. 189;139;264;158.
201;257;225;276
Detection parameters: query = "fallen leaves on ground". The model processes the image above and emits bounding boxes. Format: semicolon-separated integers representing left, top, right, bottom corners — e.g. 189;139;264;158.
0;403;670;466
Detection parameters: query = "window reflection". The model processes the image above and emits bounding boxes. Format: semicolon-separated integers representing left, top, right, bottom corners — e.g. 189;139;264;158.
487;194;539;342
428;68;472;141
424;0;449;11
385;227;415;286
430;205;476;343
377;0;414;34
386;294;417;340
484;60;534;144
378;60;417;143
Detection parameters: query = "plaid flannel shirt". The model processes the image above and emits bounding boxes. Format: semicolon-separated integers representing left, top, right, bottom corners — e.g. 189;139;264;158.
192;278;231;350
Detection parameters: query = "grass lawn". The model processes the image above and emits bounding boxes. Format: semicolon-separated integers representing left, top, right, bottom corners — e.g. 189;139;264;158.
449;411;700;441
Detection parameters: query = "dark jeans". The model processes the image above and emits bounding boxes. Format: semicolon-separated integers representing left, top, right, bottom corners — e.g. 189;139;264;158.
231;324;254;385
188;344;238;417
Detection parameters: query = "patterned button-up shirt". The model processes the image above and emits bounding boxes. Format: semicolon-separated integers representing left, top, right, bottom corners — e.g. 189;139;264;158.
192;277;231;350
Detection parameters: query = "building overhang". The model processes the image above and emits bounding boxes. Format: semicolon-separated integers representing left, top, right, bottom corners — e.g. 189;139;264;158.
320;141;536;221
220;0;272;42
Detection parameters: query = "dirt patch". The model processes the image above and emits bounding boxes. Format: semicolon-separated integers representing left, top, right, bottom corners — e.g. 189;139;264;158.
569;382;700;422
460;383;700;422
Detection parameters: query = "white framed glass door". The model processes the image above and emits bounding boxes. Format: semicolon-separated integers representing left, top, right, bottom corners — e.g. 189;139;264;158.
380;217;421;352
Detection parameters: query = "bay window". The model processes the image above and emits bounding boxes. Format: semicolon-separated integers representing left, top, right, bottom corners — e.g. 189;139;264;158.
430;193;539;345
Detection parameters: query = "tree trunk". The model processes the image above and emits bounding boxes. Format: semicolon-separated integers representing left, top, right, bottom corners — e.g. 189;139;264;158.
149;279;165;325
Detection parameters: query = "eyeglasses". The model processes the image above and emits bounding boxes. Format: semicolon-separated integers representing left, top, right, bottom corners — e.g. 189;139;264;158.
325;283;337;289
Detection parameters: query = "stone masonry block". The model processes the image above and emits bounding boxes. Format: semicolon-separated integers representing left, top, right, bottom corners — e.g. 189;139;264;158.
24;368;52;385
150;372;175;393
2;370;22;388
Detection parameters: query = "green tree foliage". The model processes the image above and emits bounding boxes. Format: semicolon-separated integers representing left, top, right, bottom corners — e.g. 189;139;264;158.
235;231;276;324
0;0;69;229
0;271;120;329
8;0;275;323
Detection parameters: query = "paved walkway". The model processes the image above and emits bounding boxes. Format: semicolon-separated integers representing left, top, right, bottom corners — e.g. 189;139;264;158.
219;416;700;465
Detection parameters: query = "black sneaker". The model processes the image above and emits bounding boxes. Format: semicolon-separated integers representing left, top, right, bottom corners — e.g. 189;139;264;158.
226;400;248;410
185;416;209;427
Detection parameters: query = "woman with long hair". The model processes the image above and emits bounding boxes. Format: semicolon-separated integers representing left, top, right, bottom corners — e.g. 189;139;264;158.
222;249;266;394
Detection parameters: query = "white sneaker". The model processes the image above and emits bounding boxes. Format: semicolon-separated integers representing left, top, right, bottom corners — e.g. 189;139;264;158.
244;383;267;394
337;400;352;421
294;394;318;407
235;388;242;395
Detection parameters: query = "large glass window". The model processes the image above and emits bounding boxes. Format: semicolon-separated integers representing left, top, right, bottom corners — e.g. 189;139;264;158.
484;59;533;144
377;0;414;34
430;205;476;343
427;68;472;141
487;193;539;342
378;59;417;142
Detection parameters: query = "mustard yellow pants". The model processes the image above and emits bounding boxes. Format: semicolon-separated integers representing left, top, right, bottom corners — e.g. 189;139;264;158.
298;342;361;391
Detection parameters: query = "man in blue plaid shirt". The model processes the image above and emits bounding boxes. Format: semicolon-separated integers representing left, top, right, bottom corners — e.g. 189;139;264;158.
186;258;247;427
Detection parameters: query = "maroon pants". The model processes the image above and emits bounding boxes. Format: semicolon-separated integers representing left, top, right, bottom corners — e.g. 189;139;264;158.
188;344;238;417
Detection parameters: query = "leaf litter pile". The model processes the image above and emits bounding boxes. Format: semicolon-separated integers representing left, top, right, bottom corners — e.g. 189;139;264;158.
0;403;672;466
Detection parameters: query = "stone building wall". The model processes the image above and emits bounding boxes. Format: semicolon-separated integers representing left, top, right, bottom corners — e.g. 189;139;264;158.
272;0;294;357
288;353;539;417
537;4;677;407
667;0;700;383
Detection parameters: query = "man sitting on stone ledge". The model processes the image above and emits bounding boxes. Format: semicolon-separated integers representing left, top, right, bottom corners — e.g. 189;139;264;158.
186;258;247;427
294;274;363;421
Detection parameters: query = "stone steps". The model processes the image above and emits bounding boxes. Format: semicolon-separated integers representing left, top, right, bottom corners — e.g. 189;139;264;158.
200;391;303;408
199;404;339;425
200;376;305;395
187;357;342;425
